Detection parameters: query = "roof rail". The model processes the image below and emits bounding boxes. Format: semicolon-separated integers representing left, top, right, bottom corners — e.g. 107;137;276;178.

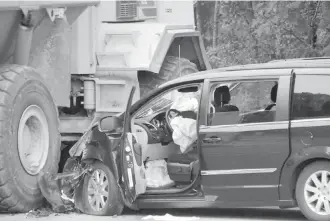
268;57;330;63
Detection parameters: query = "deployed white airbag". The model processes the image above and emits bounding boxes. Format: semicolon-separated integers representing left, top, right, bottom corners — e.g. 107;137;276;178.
170;96;198;153
170;117;197;153
145;159;175;189
170;96;199;113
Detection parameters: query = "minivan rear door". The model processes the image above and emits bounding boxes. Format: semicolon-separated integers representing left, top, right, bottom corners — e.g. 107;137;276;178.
198;72;292;204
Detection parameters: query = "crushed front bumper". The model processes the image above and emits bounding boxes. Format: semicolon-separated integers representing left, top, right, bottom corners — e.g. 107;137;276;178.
37;158;90;212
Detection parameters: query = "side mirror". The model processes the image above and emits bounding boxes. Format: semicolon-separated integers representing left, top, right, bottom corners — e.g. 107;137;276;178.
99;116;122;133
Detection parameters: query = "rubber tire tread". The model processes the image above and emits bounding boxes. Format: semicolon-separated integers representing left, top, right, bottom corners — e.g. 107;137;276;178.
295;160;330;221
74;161;124;216
0;64;60;213
139;56;198;97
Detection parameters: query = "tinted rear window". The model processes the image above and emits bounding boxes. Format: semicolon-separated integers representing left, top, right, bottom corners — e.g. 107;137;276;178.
291;75;330;120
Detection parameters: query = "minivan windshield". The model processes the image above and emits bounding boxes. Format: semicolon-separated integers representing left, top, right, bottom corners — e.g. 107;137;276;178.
135;86;200;119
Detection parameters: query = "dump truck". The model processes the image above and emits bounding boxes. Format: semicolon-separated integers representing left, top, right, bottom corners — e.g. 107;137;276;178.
0;0;210;212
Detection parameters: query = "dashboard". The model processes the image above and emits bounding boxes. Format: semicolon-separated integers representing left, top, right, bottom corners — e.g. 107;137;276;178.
134;111;172;145
150;112;166;129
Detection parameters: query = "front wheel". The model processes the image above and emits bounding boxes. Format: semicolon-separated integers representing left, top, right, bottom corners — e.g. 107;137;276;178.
75;161;124;216
296;161;330;221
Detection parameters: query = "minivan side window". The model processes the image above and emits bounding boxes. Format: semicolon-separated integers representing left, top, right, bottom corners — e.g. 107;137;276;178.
291;75;330;120
207;80;279;126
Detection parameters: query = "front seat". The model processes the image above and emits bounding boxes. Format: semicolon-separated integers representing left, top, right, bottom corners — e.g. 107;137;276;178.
265;84;278;111
214;86;239;112
209;86;239;126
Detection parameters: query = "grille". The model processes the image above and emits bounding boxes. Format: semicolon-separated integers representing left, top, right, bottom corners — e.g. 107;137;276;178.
117;1;137;18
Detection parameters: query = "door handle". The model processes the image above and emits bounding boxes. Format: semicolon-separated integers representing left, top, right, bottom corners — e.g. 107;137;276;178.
203;137;222;143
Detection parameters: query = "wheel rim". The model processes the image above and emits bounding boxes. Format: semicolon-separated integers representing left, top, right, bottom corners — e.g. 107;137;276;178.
18;105;49;175
304;170;330;215
87;169;109;211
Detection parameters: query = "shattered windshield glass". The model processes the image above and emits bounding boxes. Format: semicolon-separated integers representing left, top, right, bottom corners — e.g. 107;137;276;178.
135;86;200;119
135;97;173;119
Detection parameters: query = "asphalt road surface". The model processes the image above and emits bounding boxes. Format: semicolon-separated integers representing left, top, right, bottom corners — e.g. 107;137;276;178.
1;208;307;221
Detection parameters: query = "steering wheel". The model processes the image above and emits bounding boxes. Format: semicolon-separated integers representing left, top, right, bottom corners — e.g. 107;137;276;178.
165;109;181;132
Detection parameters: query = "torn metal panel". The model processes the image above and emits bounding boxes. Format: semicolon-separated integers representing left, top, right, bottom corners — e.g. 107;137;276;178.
37;157;90;213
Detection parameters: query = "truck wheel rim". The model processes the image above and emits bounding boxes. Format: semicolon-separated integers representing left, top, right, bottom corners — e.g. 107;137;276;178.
18;105;49;176
88;169;109;211
304;170;330;215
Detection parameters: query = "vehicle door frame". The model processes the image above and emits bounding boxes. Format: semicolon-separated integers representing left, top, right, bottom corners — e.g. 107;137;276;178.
197;69;293;205
121;81;206;202
130;81;206;143
119;86;140;205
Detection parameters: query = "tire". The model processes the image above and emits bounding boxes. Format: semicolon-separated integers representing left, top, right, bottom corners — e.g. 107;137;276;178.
296;161;330;221
138;56;198;97
0;65;61;212
75;161;124;216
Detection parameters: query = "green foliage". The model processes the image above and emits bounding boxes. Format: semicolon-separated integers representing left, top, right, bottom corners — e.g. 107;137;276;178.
230;81;275;113
195;1;330;68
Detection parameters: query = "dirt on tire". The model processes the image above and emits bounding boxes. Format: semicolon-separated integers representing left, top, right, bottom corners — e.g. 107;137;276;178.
0;65;61;213
138;56;198;97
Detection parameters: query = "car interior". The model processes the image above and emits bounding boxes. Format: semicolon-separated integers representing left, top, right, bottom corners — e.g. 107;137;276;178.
127;81;279;194
130;85;201;193
208;81;278;125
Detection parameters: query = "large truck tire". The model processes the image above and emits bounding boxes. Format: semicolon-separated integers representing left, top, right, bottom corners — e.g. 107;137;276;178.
138;56;198;97
0;65;61;212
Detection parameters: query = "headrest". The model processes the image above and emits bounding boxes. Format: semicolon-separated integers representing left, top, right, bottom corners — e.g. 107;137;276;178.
271;84;278;103
214;86;230;105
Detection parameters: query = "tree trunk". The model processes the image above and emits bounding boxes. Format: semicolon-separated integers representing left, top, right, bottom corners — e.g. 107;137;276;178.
308;1;320;50
212;0;219;48
245;1;258;61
